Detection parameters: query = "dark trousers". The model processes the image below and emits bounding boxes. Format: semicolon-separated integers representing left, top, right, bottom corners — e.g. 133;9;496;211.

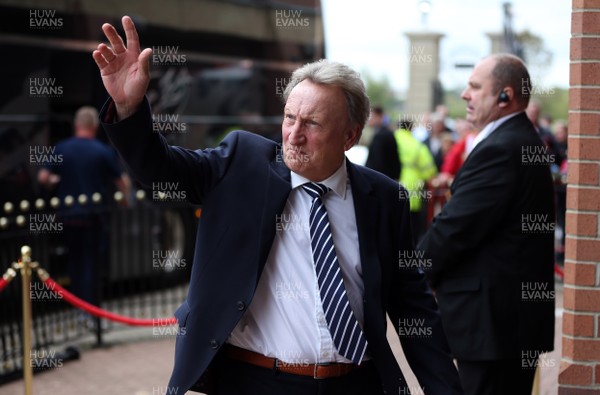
457;359;537;395
215;358;384;395
63;214;108;305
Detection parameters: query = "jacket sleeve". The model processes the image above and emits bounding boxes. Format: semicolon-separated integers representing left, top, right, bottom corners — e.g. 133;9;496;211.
100;97;238;205
388;196;463;395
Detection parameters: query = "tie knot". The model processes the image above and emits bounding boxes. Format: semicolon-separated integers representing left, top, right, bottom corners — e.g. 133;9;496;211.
301;182;329;199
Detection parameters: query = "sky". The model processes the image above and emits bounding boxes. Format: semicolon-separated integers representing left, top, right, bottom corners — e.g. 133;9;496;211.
321;0;571;96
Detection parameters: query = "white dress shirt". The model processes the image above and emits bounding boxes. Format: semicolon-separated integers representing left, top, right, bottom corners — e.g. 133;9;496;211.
228;161;366;364
471;111;522;150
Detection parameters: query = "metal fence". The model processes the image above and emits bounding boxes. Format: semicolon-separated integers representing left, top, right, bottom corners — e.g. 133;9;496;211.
0;197;196;384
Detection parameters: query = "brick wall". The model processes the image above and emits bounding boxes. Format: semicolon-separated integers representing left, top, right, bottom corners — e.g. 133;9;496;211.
559;0;600;393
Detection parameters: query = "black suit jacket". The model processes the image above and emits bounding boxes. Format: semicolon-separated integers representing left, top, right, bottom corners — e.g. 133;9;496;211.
418;112;555;360
423;136;445;172
101;98;462;395
365;125;401;180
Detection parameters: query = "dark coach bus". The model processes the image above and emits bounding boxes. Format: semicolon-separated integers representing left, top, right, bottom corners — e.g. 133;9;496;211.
0;0;325;272
0;0;325;197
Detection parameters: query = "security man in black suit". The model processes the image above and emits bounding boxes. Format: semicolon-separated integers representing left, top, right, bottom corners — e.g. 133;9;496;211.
418;54;555;395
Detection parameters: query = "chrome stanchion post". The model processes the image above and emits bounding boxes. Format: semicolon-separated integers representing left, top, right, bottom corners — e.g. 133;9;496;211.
532;365;540;395
14;245;34;395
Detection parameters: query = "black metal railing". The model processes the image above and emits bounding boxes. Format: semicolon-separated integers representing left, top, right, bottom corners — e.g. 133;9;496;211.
0;195;196;384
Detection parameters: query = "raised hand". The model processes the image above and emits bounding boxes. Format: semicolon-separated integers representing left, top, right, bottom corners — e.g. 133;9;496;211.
92;16;152;120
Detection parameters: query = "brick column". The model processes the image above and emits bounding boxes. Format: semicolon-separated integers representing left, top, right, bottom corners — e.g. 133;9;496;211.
559;0;600;393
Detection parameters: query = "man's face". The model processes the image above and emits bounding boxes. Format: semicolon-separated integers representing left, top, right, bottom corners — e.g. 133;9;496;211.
432;120;445;136
526;103;540;124
282;80;359;181
368;111;381;127
461;58;500;131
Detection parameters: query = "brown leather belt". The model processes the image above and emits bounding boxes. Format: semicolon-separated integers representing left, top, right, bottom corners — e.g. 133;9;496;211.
223;344;368;379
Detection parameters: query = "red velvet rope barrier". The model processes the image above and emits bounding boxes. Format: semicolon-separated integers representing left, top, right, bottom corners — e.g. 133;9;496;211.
0;277;8;293
40;275;177;326
0;266;17;293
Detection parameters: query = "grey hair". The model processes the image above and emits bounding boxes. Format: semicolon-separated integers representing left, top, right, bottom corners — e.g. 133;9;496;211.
282;59;370;131
74;106;99;129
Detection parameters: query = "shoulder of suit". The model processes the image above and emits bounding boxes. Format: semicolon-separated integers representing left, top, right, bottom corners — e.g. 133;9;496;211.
485;113;537;142
351;162;399;191
222;129;279;149
494;112;533;132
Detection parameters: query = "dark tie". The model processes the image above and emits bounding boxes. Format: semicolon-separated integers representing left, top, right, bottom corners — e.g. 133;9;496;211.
301;182;368;364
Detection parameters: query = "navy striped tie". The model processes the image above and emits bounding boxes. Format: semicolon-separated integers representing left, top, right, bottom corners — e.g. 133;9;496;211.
301;182;368;364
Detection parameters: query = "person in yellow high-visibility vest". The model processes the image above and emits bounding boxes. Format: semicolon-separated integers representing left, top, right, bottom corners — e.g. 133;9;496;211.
394;119;438;243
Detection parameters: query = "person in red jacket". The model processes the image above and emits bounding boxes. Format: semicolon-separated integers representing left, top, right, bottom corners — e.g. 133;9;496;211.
438;119;477;181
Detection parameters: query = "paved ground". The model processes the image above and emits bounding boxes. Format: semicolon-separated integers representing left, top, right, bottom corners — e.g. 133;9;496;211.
0;283;563;395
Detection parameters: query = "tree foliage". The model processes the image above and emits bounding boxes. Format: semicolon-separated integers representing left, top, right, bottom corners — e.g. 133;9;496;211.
363;70;401;115
517;29;554;81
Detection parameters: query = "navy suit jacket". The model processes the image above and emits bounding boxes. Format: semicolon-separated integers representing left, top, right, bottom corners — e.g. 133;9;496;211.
418;113;555;360
101;98;462;395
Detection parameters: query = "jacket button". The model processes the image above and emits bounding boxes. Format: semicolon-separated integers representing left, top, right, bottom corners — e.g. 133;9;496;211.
236;301;246;311
210;339;219;349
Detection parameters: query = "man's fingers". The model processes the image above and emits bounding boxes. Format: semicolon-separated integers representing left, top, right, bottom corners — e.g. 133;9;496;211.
139;48;153;62
139;48;153;78
96;43;116;63
92;50;108;69
122;16;141;54
98;16;141;57
102;22;127;54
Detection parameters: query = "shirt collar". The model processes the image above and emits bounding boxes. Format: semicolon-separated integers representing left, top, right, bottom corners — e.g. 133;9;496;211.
472;111;522;149
291;160;348;199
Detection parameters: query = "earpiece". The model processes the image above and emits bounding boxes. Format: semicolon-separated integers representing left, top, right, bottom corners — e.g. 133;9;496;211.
498;91;509;104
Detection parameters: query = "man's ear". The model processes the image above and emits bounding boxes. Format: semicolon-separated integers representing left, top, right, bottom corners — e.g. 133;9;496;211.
344;125;361;150
498;86;515;108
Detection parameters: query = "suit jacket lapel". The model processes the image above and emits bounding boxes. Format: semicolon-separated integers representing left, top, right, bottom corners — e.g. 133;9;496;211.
255;149;292;280
347;160;381;304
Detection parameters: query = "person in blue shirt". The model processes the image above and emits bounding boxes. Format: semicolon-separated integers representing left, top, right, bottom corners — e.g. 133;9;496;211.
38;106;130;306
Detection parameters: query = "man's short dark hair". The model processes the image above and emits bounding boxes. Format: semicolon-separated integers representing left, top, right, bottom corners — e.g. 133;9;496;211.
489;53;531;107
398;117;413;131
371;106;384;116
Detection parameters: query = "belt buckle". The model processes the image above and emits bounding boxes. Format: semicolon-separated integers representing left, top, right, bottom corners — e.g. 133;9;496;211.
313;362;331;379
